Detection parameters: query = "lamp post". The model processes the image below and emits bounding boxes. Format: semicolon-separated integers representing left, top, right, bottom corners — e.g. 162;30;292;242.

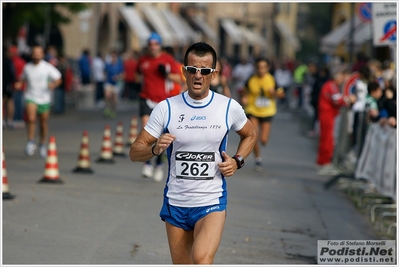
348;2;355;64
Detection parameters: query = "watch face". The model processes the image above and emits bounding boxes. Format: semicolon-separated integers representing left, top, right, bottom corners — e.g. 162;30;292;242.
234;155;244;169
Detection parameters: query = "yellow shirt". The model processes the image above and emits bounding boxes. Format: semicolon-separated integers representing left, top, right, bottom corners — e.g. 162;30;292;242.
244;73;277;117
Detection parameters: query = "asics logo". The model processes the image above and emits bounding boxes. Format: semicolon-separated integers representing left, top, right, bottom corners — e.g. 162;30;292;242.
190;115;206;121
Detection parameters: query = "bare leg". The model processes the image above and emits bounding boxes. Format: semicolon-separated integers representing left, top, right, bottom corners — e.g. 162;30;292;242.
165;211;226;264
38;111;50;145
25;102;37;141
248;116;261;159
192;211;226;264
260;121;272;146
165;222;194;264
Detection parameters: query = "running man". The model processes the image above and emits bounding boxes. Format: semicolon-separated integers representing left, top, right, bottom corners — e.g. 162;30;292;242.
15;45;62;158
129;42;257;264
135;32;182;182
241;57;283;172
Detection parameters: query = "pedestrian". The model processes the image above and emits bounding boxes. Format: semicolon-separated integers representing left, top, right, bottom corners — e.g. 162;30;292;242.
274;61;293;110
293;60;308;109
92;52;106;108
103;50;124;119
231;57;254;104
351;52;368;73
15;45;62;158
210;59;231;97
316;67;356;175
122;50;140;101
241;57;283;172
45;45;59;67
129;42;257;264
308;66;330;138
220;57;232;83
3;46;16;129
9;45;27;129
78;48;92;90
135;32;182;182
365;81;383;123
53;54;68;114
378;74;396;128
350;66;370;151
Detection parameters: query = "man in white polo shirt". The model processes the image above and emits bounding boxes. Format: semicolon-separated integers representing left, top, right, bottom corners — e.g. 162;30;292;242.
16;45;62;158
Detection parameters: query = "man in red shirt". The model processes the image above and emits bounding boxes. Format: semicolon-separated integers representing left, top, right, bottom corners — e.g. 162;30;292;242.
136;32;182;182
10;46;26;129
123;50;139;101
317;67;356;175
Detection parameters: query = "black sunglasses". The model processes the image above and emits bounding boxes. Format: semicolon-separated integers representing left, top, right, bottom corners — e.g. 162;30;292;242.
184;66;215;75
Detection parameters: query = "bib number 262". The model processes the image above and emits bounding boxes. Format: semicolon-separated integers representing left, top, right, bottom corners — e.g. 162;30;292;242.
175;151;216;180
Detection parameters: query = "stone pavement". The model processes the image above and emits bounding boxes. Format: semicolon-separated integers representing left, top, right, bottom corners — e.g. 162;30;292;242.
2;100;380;265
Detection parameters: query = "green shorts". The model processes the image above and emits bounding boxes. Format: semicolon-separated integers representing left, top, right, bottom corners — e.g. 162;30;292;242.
26;100;51;114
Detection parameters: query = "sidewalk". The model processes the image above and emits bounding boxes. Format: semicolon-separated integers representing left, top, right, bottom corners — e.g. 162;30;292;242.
2;102;381;265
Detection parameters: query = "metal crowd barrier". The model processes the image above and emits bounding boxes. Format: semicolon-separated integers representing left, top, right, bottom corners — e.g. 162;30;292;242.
355;123;397;202
323;106;397;237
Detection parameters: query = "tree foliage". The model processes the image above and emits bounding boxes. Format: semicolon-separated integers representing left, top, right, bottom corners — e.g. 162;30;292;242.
296;3;333;63
307;3;333;38
3;3;89;43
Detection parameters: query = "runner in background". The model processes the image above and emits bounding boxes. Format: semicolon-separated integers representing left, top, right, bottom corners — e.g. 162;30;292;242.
15;45;62;159
103;50;124;119
136;32;182;182
92;52;106;108
241;57;284;172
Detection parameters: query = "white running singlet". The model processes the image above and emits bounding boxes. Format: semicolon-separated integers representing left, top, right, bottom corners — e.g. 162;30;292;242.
144;91;248;207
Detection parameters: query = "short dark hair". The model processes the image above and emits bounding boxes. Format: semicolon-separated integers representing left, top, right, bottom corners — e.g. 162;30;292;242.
255;57;269;66
367;81;380;94
184;42;217;69
359;65;370;79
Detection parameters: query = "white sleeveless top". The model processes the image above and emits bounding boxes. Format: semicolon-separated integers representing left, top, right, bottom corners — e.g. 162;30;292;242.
144;91;248;207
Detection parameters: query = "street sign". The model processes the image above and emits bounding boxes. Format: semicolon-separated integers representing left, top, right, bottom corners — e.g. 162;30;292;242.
356;3;372;23
372;3;397;46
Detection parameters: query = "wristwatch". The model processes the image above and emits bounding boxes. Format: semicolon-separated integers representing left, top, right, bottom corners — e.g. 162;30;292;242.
233;155;245;169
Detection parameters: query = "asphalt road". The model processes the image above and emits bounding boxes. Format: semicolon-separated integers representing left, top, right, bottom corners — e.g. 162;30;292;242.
2;100;380;265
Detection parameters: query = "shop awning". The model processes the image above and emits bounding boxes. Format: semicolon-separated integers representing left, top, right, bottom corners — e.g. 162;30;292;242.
191;15;219;45
274;20;301;51
142;6;176;47
239;26;267;47
160;8;191;46
175;15;201;44
119;7;151;47
320;16;372;54
220;18;243;44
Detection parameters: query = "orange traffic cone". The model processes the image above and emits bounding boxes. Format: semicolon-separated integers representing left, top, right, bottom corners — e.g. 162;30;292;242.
97;124;115;163
113;121;126;157
126;115;138;147
39;136;64;184
72;130;94;174
2;150;15;200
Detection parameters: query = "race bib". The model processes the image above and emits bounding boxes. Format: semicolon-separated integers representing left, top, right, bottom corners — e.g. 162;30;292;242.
255;97;271;107
175;151;216;180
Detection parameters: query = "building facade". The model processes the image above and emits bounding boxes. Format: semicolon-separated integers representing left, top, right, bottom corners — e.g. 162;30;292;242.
52;3;300;63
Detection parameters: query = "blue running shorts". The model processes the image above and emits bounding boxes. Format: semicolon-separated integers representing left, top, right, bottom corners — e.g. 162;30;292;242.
160;202;227;231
